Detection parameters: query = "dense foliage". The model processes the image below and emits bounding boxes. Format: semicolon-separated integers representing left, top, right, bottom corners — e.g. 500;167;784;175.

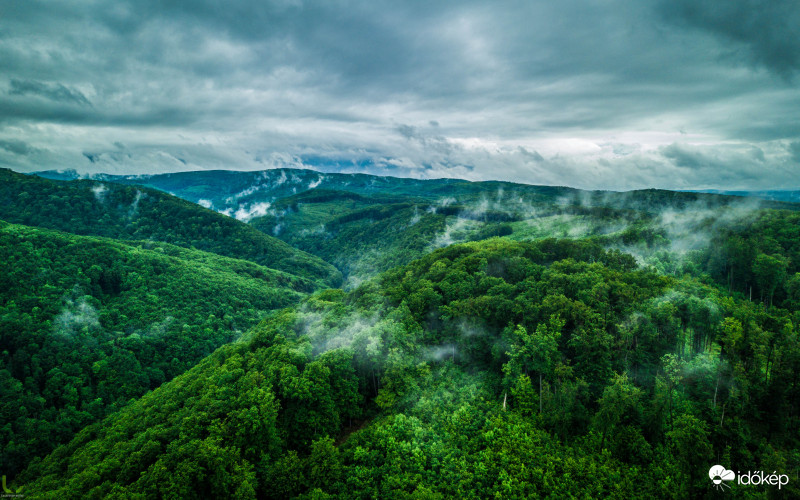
14;238;799;498
0;221;314;476
251;194;449;285
0;169;341;287
700;210;800;307
5;169;800;498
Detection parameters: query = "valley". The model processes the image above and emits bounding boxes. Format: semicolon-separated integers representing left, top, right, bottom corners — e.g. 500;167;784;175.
2;168;799;498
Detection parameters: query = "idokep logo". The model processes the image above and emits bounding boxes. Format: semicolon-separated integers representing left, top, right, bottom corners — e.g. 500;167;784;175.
709;465;790;491
709;465;735;491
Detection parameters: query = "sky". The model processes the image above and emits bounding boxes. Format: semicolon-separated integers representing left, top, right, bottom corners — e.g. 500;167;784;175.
1;0;799;190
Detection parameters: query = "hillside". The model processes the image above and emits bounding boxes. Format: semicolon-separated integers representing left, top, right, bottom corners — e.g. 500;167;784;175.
0;221;316;476
1;169;341;287
36;167;797;221
687;188;800;203
13;238;800;498
247;181;800;293
47;168;799;288
248;191;447;285
7;168;800;498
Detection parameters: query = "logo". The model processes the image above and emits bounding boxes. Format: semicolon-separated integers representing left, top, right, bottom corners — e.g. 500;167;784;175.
1;475;23;497
709;465;735;491
708;465;790;491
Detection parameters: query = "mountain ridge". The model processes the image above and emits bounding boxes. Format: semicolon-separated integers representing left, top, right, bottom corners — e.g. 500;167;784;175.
1;168;341;287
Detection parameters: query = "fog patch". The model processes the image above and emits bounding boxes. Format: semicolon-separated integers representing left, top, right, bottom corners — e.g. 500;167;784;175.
225;184;264;204
142;316;175;338
567;221;592;238
655;198;763;254
294;306;382;356
406;206;421;227
54;295;100;336
91;184;108;203
429;217;475;249
308;175;324;189
456;318;489;339
233;201;272;222
299;224;329;238
127;190;144;219
422;344;458;362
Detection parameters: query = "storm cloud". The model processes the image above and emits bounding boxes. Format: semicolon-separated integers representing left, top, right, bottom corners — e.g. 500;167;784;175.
0;0;798;190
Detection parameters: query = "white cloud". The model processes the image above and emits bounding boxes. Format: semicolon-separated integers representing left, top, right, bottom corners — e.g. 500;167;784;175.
233;201;271;222
1;0;798;189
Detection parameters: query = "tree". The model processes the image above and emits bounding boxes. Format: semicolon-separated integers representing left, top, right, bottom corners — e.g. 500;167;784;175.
658;353;684;427
594;372;643;451
666;414;712;493
504;315;563;414
784;272;800;310
752;253;788;306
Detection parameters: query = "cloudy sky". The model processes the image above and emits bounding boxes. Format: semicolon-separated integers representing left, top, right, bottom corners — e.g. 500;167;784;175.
1;0;799;190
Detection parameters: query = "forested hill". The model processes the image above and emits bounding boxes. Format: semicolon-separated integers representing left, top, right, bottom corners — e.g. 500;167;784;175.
242;186;800;296
14;238;800;498
34;167;799;217
32;168;475;206
36;168;799;290
0;168;341;287
687;188;800;203
0;220;318;477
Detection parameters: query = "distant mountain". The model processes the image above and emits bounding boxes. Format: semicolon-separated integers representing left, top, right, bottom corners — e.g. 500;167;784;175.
2;168;341;287
27;168;800;285
32;168;798;220
685;188;800;203
30;168;83;181
31;168;478;214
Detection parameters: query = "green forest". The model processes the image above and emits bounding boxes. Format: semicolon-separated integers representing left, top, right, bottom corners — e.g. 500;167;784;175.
2;168;799;498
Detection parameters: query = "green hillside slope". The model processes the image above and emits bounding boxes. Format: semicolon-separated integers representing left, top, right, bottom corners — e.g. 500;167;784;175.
0;221;317;476
15;238;799;498
249;180;800;291
60;167;797;216
0;169;341;287
32;168;799;289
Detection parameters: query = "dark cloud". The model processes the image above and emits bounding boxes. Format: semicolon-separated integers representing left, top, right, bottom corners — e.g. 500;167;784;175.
788;141;800;163
661;143;707;169
662;0;800;80
9;79;91;106
0;0;798;189
396;124;417;141
0;139;37;156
